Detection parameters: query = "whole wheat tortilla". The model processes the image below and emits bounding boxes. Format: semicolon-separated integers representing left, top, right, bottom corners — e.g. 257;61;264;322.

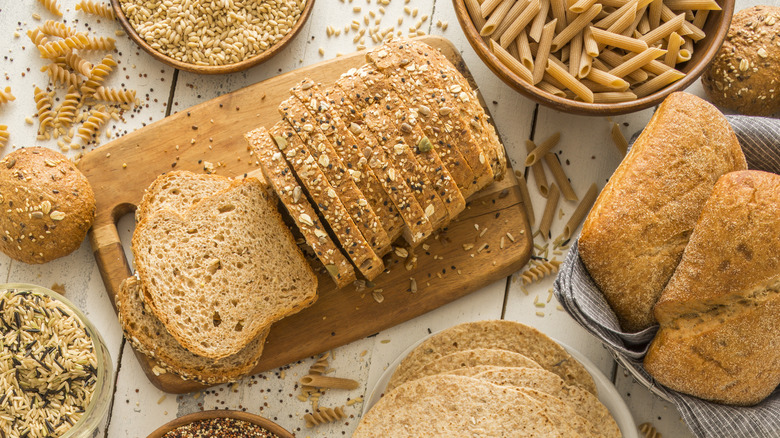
399;348;541;384
354;375;575;437
387;320;596;394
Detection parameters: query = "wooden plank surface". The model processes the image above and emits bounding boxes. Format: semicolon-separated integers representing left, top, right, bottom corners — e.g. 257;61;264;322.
76;35;533;393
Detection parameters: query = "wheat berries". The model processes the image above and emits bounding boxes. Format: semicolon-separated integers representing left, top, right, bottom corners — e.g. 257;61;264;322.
118;0;306;66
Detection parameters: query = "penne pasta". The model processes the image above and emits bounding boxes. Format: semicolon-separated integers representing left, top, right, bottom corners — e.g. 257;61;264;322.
481;0;515;36
595;0;638;29
581;78;626;92
546;58;594;102
525;139;549;197
465;0;488;29
586;67;630;89
637;14;651;34
539;183;560;240
639;13;685;44
517;173;536;227
529;0;551;41
481;0;505;18
590;26;649;52
491;39;535;83
661;5;706;40
633;68;686;97
621;5;647;37
606;2;639;35
562;183;599;239
526;132;560;166
538;80;567;96
517;30;535;71
578;49;593;78
533;19;558;84
599;50;649;82
664;31;684;66
592;91;637;102
642;58;674;75
610;123;629;155
569;33;583;76
551;4;602;51
493;0;530;39
677;47;692;63
299;375;360;390
544;152;578;201
569;0;598;14
500;0;542;47
692;9;710;27
607;47;665;78
550;0;569;32
664;0;721;10
648;0;663;28
583;26;600;56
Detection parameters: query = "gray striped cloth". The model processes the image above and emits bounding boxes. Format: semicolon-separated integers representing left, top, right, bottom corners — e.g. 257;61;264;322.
553;115;780;438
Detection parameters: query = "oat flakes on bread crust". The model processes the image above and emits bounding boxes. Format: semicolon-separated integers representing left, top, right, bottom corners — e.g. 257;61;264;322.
645;170;780;406
701;6;780;116
116;276;268;385
0;147;95;264
386;320;597;394
578;92;746;332
354;375;571;437
132;177;317;359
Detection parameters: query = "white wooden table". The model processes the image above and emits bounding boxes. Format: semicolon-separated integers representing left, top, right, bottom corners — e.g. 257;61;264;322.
0;0;772;436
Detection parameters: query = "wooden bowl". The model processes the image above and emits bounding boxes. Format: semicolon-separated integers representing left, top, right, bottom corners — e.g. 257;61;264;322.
110;0;315;75
146;410;294;438
452;0;735;116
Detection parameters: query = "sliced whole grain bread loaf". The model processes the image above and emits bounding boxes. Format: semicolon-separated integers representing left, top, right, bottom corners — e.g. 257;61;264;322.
116;276;268;384
135;171;232;223
132;177;317;359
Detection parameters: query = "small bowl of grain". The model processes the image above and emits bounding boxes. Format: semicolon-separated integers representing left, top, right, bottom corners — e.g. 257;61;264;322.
147;410;295;438
0;284;113;437
111;0;315;74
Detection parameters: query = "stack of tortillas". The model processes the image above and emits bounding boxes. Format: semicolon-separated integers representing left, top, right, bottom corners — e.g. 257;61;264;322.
353;320;622;437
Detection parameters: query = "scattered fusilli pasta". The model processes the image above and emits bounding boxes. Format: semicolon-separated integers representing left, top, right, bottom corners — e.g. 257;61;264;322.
33;86;55;133
65;52;93;76
639;422;661;438
80;54;116;100
519;259;562;285
304;406;346;428
76;0;115;20
38;33;90;58
73;109;109;145
94;87;136;106
0;125;8;147
37;0;62;16
0;87;15;104
41;20;76;38
56;86;80;128
27;28;49;48
83;36;116;51
41;63;81;87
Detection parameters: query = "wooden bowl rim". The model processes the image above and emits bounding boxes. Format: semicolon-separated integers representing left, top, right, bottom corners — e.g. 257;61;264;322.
110;0;315;75
145;410;295;438
452;0;735;116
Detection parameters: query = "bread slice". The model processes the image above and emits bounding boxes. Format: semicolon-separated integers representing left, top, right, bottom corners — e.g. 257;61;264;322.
245;127;356;287
135;171;232;223
335;71;449;231
365;43;494;197
278;96;392;256
367;39;507;181
117;276;268;384
289;78;405;244
323;85;434;245
269;121;385;280
132;177;318;359
356;65;466;220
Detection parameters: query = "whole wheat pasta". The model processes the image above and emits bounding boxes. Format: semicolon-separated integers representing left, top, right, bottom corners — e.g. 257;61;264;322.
665;0;720;10
529;0;551;41
465;0;488;29
594;0;638;29
648;0;663;28
569;0;598;13
590;27;649;52
583;26;599;56
538;80;567;96
544;152;578;201
539;183;560;240
581;78;626;92
533;19;558;83
637;14;651;34
520;259;562;284
481;0;506;18
76;0;116;19
578;49;593;78
80;54;117;100
606;2;639;35
681;36;694;57
34;86;55;133
661;5;705;40
481;0;515;36
517;30;534;71
525;139;549;197
94;87;137;105
41;63;81;87
27;28;49;48
83;36;116;51
525;132;560;166
299;375;360;390
586;67;629;89
493;0;530;39
639;13;685;43
562;183;598;239
592;91;637;102
599;49;649;81
56;86;80;128
0;87;15;104
550;3;602;51
677;46;692;63
0;125;8;147
517;173;536;226
37;0;62;16
664;31;684;66
41;20;76;38
610;122;629;155
304;406;346;428
692;8;710;28
633;69;685;97
490;39;534;83
65;52;94;77
569;33;583;76
546;59;594;102
550;0;569;31
608;47;665;78
38;34;90;58
500;0;542;47
74;108;110;145
509;41;522;59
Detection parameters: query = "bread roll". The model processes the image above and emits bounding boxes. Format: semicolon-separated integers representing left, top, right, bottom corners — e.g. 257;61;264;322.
644;170;780;405
578;92;746;332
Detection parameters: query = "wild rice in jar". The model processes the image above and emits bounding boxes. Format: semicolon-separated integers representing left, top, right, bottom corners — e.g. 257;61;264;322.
118;0;306;66
0;288;98;438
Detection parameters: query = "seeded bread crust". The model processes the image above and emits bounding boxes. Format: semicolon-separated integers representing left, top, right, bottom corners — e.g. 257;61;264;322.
366;45;494;197
116;276;268;385
0;147;95;264
290;79;405;244
136;171;232;224
370;40;507;180
246;128;356;287
335;72;448;231
357;65;467;220
270;121;385;280
279;97;392;256
324;85;434;246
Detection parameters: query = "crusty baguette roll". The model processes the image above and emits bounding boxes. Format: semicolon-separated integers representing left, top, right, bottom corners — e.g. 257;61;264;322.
645;170;780;405
578;92;746;332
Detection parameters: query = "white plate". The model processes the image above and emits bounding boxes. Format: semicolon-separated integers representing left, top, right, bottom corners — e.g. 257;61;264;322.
363;333;638;438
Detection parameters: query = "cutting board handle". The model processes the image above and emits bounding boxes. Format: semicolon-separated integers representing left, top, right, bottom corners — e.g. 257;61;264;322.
89;210;133;309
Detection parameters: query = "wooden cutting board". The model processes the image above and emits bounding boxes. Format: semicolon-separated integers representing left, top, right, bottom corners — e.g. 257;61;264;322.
77;35;532;393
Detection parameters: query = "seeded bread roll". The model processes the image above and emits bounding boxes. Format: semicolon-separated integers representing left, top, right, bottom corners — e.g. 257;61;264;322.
645;170;780;405
701;6;780;116
0;147;95;264
578;92;746;332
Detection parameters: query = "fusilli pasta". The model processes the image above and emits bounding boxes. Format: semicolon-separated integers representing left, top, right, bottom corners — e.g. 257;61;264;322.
80;54;116;100
0;125;8;147
65;52;93;76
519;259;562;285
76;0;116;20
0;87;15;104
74;109;109;144
94;87;136;106
83;36;116;51
41;63;81;87
34;86;55;133
37;0;62;16
304;406;346;428
27;28;49;48
38;34;90;58
56;86;80;128
41;20;76;38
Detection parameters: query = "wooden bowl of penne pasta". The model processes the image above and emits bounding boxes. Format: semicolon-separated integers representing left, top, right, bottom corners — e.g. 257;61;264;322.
453;0;734;115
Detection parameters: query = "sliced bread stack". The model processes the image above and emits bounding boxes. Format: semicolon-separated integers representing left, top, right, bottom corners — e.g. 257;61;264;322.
123;171;318;383
245;39;507;287
353;320;622;438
